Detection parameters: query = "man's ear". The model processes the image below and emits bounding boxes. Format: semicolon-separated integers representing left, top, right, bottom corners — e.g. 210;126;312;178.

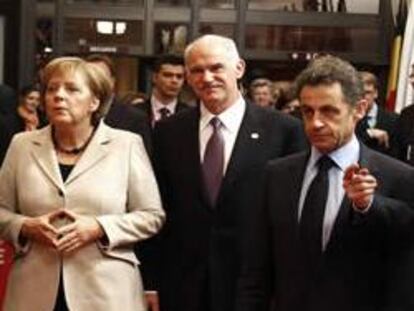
354;98;368;121
235;59;246;80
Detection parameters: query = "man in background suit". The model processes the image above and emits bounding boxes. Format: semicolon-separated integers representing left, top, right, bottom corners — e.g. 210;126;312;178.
85;54;152;154
137;54;188;128
154;34;307;311
392;63;414;165
355;71;397;155
237;55;414;311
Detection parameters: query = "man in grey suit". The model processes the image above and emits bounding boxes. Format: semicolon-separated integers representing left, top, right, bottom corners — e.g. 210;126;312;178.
154;34;307;311
237;55;414;311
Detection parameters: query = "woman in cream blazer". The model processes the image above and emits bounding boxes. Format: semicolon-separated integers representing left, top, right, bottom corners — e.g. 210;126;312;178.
0;57;165;311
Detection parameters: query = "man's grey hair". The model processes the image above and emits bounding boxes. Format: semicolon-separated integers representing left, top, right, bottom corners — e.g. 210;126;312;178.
293;55;364;107
184;34;241;67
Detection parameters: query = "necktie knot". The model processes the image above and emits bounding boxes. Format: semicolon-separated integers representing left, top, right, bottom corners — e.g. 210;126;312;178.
210;117;222;130
317;156;335;173
158;107;171;120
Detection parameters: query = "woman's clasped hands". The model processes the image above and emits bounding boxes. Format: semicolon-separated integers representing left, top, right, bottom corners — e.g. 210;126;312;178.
20;209;104;254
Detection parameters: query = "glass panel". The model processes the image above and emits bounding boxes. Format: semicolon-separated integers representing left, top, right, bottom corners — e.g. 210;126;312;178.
201;0;235;9
154;23;189;54
247;0;379;14
245;25;378;53
199;23;235;38
65;0;143;5
155;0;189;7
64;18;143;49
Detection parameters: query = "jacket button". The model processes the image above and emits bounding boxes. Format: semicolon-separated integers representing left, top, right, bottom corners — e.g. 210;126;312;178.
58;189;64;197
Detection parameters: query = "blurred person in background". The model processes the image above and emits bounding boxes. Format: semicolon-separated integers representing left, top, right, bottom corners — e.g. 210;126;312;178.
273;83;301;118
0;85;47;165
355;71;397;155
392;63;414;164
120;91;148;106
249;78;274;108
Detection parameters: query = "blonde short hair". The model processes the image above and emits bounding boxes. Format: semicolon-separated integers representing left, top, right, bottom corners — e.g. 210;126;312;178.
42;56;113;126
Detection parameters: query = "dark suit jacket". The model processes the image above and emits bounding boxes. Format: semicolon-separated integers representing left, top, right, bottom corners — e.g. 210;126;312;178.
104;98;152;155
0;111;47;166
136;99;189;128
133;98;189;290
153;102;307;311
356;106;398;155
392;104;414;164
236;144;414;311
0;84;17;115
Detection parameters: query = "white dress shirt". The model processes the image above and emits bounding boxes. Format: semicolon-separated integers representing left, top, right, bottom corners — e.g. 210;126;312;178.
298;135;360;250
151;94;178;122
366;102;378;128
199;96;246;175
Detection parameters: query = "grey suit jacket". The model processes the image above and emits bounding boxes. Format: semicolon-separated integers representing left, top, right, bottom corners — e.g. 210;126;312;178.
0;122;165;311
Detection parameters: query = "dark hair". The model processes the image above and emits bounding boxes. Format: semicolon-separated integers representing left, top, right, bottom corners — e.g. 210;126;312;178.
294;55;363;107
274;85;297;110
249;78;272;91
20;84;40;98
153;54;184;73
85;54;116;78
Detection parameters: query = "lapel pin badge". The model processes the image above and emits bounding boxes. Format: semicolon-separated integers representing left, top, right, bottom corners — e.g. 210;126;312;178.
250;132;260;139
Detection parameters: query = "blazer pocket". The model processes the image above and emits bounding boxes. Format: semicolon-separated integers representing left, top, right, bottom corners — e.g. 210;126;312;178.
100;247;140;266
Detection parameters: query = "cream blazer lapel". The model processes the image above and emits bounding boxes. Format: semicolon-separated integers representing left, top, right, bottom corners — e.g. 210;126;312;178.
29;126;64;191
65;122;111;185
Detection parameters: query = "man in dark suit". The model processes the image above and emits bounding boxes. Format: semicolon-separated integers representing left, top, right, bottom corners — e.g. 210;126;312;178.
154;34;307;311
355;71;398;155
85;54;152;154
392;63;414;164
0;84;17;116
237;56;414;311
136;54;189;128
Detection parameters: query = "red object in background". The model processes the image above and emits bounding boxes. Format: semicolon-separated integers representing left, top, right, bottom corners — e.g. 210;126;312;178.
0;240;14;311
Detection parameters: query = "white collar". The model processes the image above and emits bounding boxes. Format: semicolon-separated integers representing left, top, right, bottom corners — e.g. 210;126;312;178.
309;134;360;172
199;95;246;133
151;94;178;113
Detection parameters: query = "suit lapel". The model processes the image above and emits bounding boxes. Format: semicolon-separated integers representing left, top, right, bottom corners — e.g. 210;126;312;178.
288;153;309;241
218;103;263;201
65;122;111;185
189;109;204;193
30;126;64;190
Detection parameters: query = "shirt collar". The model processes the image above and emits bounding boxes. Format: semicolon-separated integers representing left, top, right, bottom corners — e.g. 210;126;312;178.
309;134;360;172
199;95;246;133
367;102;378;119
151;94;178;114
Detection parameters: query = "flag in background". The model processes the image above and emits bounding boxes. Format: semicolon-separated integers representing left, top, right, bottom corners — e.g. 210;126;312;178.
385;0;407;111
395;0;414;113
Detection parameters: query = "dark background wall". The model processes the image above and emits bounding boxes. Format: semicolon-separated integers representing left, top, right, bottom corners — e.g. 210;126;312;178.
0;0;20;89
